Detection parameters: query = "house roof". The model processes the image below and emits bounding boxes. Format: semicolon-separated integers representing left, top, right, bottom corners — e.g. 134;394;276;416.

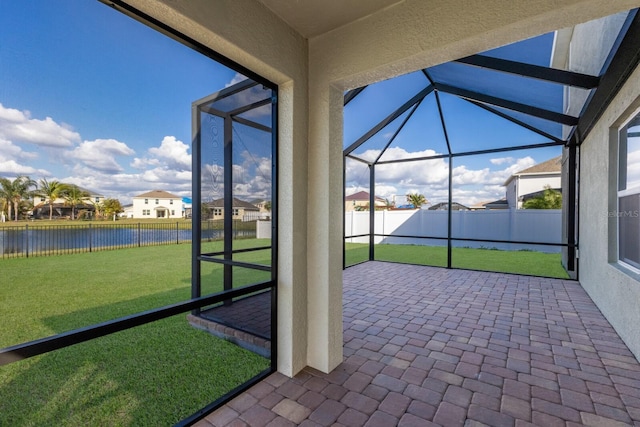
428;202;469;211
72;185;104;197
516;156;562;175
134;190;182;199
345;191;385;202
483;199;510;209
504;156;562;186
206;197;260;211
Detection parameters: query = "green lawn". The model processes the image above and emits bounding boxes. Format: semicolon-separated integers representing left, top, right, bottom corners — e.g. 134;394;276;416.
0;240;272;426
346;242;569;279
1;239;567;425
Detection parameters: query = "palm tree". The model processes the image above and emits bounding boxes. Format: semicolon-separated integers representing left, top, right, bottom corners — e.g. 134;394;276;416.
0;176;35;221
406;193;428;210
36;179;70;220
63;185;90;220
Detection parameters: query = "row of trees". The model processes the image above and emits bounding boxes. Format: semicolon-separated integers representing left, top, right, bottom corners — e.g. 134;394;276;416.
0;176;123;221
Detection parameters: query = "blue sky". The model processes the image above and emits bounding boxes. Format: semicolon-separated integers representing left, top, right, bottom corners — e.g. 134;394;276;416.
0;1;563;207
0;1;241;203
342;31;566;207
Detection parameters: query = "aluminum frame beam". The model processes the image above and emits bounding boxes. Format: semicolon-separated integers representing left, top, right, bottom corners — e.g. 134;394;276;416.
456;54;600;89
344;85;434;156
436;83;579;126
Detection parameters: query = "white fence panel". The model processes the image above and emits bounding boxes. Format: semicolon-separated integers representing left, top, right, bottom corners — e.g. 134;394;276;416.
345;211;370;243
347;209;562;253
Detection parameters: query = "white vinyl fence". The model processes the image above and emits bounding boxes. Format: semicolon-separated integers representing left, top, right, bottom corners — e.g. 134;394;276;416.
345;209;562;253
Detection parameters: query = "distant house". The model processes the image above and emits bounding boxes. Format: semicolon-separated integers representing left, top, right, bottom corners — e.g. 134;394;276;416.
344;191;387;212
428;202;469;211
182;197;193;219
132;190;183;219
482;199;510;210
205;197;260;220
120;204;134;218
504;156;562;209
32;185;104;219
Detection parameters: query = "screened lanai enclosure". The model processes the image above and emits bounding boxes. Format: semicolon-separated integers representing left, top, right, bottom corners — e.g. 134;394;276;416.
343;9;639;279
191;78;277;358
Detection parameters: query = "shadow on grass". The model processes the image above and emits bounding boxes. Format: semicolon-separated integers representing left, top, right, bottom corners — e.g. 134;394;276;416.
345;243;569;279
1;285;269;425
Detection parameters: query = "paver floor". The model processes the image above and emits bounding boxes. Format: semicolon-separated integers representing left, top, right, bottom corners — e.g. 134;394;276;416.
196;261;640;426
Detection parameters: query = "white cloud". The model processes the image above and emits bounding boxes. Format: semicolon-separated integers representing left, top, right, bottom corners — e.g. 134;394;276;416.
347;147;542;206
141;167;191;183
225;73;248;88
0;103;80;147
626;147;640;189
68;138;135;173
0;138;47;176
490;157;514;165
131;157;160;169
0;138;37;161
0;160;49;176
148;136;191;170
62;167;192;205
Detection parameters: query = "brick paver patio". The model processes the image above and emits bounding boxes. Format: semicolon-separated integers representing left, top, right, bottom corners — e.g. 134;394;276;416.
195;261;640;426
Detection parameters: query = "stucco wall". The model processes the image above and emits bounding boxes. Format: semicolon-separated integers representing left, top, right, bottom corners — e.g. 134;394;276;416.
579;63;640;360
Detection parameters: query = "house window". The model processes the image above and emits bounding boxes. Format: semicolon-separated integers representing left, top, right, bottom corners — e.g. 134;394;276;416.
170;200;173;205
232;208;239;216
155;199;159;204
40;197;45;202
171;210;175;216
213;208;222;216
618;112;640;270
95;197;100;203
144;199;148;204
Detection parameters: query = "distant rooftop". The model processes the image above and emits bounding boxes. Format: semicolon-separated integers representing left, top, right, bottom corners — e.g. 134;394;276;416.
345;190;385;201
134;190;182;199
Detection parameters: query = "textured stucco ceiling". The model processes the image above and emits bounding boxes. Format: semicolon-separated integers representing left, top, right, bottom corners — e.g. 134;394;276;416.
255;0;405;38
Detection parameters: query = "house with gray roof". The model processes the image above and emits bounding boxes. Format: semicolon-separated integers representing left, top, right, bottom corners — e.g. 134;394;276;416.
504;156;562;209
205;197;260;220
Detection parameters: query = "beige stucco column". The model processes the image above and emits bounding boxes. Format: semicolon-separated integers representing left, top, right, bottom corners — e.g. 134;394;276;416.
306;78;345;373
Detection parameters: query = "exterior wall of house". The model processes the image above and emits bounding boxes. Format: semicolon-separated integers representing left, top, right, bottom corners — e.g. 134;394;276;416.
579;62;640;361
123;0;640;376
506;174;562;208
132;197;181;219
506;179;518;209
517;175;562;208
208;207;255;220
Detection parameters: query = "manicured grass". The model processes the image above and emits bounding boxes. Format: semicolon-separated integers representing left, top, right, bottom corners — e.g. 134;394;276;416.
0;240;272;426
346;242;569;279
